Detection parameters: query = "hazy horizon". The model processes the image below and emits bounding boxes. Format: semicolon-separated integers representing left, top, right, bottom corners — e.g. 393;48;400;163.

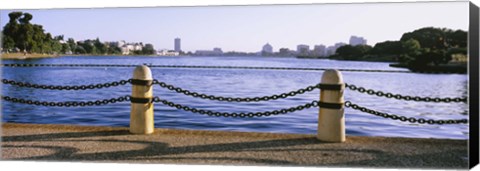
0;1;469;53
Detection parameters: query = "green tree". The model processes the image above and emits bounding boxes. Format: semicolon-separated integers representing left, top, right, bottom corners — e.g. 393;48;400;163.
67;38;77;53
80;40;97;54
356;45;372;54
399;26;463;66
61;43;71;54
74;46;86;54
93;38;107;54
400;27;447;50
1;12;23;52
370;41;403;55
54;35;64;41
18;13;33;24
142;44;155;55
445;30;467;48
42;33;53;54
132;50;143;55
4;12;23;34
8;12;23;22
107;46;122;54
398;39;422;63
15;13;35;52
51;39;62;54
336;45;355;59
2;11;65;54
408;49;445;66
30;24;46;53
2;35;16;52
336;45;372;60
445;47;467;62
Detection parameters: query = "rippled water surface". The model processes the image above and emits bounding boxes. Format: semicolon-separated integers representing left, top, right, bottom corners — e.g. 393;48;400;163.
1;56;469;139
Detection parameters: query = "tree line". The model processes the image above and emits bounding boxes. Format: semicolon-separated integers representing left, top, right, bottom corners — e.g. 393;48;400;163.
1;11;155;55
331;27;467;66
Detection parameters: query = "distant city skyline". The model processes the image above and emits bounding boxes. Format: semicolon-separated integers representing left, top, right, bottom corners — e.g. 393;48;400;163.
0;2;468;52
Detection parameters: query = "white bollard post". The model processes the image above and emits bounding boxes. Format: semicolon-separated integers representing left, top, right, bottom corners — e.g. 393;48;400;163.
317;69;345;142
130;65;154;134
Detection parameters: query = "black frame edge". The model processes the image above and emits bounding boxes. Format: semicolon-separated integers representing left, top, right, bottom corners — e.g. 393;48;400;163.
469;1;480;169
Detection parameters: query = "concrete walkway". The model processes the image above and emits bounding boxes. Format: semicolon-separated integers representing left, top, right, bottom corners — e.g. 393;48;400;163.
1;123;468;169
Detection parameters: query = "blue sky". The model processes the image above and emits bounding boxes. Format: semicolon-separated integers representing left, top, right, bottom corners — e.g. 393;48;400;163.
0;1;469;52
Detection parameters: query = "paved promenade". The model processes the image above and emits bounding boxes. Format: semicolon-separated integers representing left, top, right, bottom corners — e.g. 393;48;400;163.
1;123;468;169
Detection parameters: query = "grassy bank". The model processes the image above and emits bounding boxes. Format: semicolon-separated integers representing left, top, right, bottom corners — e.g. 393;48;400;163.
1;53;168;60
1;53;59;60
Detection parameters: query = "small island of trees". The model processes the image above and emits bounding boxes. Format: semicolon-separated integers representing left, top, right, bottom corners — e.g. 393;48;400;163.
330;27;468;73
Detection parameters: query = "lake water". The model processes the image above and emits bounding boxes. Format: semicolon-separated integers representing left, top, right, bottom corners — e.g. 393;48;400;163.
1;56;469;139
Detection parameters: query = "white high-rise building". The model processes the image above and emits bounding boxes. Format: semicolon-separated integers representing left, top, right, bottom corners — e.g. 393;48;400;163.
174;38;181;52
313;45;326;57
349;36;367;46
296;44;310;55
262;43;273;54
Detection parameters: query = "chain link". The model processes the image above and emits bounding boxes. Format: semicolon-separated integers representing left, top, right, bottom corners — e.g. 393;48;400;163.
147;65;411;73
344;101;468;124
1;64;137;67
3;92;469;123
2;78;131;90
344;83;467;103
153;79;319;102
2;95;131;107
152;97;319;118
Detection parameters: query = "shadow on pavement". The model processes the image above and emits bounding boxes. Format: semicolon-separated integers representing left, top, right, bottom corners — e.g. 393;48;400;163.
1;130;468;168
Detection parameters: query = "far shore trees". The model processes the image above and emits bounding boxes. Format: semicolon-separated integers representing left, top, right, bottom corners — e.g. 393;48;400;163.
335;45;372;60
330;27;467;67
2;11;155;56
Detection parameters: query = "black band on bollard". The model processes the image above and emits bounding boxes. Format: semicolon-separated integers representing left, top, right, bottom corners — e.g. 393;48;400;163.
130;97;153;104
318;84;344;90
131;79;153;86
318;101;344;109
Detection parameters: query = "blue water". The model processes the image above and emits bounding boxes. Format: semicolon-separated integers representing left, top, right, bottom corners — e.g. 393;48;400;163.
1;56;469;139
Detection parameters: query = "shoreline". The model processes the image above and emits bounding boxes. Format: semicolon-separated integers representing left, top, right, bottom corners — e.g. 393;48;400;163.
1;53;60;60
0;53;396;63
0;53;169;60
0;54;468;74
389;63;467;74
0;53;400;64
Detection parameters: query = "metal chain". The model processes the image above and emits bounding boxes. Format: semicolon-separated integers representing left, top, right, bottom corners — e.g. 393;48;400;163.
3;92;468;123
148;65;411;73
1;79;131;90
1;95;131;107
152;79;319;102
344;101;468;124
2;64;137;67
1;63;411;73
344;83;467;103
153;97;319;118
